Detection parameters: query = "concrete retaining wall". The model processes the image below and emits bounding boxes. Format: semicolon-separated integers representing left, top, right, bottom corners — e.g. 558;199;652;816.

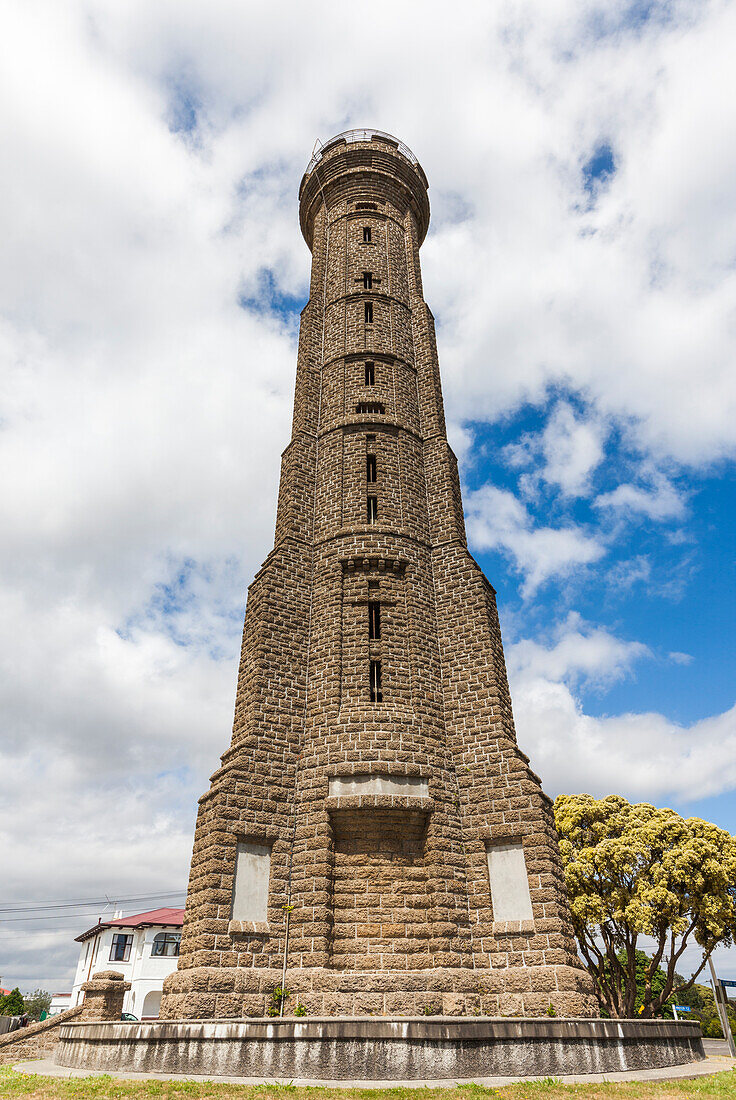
55;1016;704;1081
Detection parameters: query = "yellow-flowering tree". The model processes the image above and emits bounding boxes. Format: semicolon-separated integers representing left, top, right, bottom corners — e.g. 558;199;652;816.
554;794;736;1018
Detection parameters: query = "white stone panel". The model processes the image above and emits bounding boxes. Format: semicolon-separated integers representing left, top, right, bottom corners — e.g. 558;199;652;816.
329;773;428;797
486;842;534;922
232;841;271;923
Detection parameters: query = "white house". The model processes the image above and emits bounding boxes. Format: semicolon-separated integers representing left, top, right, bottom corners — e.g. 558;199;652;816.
70;907;184;1020
48;992;73;1016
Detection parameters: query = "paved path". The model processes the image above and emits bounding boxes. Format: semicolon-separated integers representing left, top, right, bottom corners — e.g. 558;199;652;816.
10;1053;736;1087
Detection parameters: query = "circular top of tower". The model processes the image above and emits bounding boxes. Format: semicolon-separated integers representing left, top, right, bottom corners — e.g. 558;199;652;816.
298;129;430;249
305;129;422;174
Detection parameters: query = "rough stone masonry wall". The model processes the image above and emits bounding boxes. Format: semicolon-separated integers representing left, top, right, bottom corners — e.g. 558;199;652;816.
0;1007;84;1066
161;133;597;1020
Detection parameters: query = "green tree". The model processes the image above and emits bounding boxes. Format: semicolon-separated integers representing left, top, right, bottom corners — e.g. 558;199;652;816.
603;950;674;1018
0;988;25;1016
22;989;52;1021
554;794;736;1018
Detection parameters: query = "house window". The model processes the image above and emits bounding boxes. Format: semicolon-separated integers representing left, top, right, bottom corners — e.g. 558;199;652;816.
365;361;375;385
363;226;372;243
152;932;181;957
369;659;383;703
363;272;373;289
109;933;133;962
364;301;373;323
366;454;377;483
368;601;381;640
367;495;378;523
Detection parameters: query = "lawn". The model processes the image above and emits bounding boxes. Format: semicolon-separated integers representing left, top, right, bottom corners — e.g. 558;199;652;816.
2;1068;736;1100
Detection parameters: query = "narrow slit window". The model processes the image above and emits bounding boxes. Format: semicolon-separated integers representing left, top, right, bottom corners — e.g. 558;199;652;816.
366;454;377;483
363;272;373;289
365;361;375;385
367;495;378;523
363;226;372;243
368;601;381;640
364;301;373;323
369;659;383;703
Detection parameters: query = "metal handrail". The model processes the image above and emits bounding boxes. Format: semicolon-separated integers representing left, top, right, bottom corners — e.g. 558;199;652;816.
305;129;419;175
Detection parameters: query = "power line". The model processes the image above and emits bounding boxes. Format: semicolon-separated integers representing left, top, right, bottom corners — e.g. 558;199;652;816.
0;890;185;915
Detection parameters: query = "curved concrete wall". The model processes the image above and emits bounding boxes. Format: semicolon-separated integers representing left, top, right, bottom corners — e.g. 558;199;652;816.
56;1017;704;1081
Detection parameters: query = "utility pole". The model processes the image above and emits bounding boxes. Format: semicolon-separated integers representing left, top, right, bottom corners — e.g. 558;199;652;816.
708;955;736;1057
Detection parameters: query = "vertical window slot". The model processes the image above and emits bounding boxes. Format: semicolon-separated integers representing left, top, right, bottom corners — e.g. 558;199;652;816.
364;301;373;323
366;454;377;483
363;226;372;243
364;361;375;386
368;601;381;640
367;495;378;523
362;272;373;289
369;659;383;703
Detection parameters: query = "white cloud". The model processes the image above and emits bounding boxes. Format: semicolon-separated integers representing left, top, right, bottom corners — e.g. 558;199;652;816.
505;402;607;498
507;612;650;690
595;472;687;520
508;620;736;802
512;677;736;804
465;485;605;595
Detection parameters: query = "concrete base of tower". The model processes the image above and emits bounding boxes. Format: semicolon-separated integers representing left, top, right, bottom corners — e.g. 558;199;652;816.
54;1017;705;1081
160;965;599;1019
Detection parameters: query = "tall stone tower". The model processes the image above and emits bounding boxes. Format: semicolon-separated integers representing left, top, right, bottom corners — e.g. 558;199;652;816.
162;130;597;1020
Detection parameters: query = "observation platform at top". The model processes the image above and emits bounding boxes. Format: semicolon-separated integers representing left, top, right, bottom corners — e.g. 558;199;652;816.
298;128;431;248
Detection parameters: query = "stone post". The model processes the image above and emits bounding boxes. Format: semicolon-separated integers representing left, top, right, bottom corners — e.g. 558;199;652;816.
80;970;131;1021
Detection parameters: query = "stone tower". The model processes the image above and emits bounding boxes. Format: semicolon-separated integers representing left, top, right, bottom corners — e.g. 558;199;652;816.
161;130;597;1020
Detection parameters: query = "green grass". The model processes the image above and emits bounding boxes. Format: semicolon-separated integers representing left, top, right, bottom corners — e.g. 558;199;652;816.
1;1067;736;1100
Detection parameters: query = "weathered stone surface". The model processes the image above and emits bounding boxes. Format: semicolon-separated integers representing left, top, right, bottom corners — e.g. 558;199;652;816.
55;1017;704;1080
80;971;130;1021
159;130;597;1021
0;1007;83;1065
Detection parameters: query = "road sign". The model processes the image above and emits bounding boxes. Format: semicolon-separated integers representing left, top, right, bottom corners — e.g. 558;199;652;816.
673;1005;691;1012
721;980;736;988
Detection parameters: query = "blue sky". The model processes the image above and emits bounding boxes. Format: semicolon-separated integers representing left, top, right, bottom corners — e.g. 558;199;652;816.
0;0;734;992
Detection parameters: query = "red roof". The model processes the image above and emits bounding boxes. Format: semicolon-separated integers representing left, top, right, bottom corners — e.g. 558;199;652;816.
75;907;184;942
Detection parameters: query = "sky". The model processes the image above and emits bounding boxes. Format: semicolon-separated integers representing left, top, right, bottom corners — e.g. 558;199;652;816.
1;0;735;994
